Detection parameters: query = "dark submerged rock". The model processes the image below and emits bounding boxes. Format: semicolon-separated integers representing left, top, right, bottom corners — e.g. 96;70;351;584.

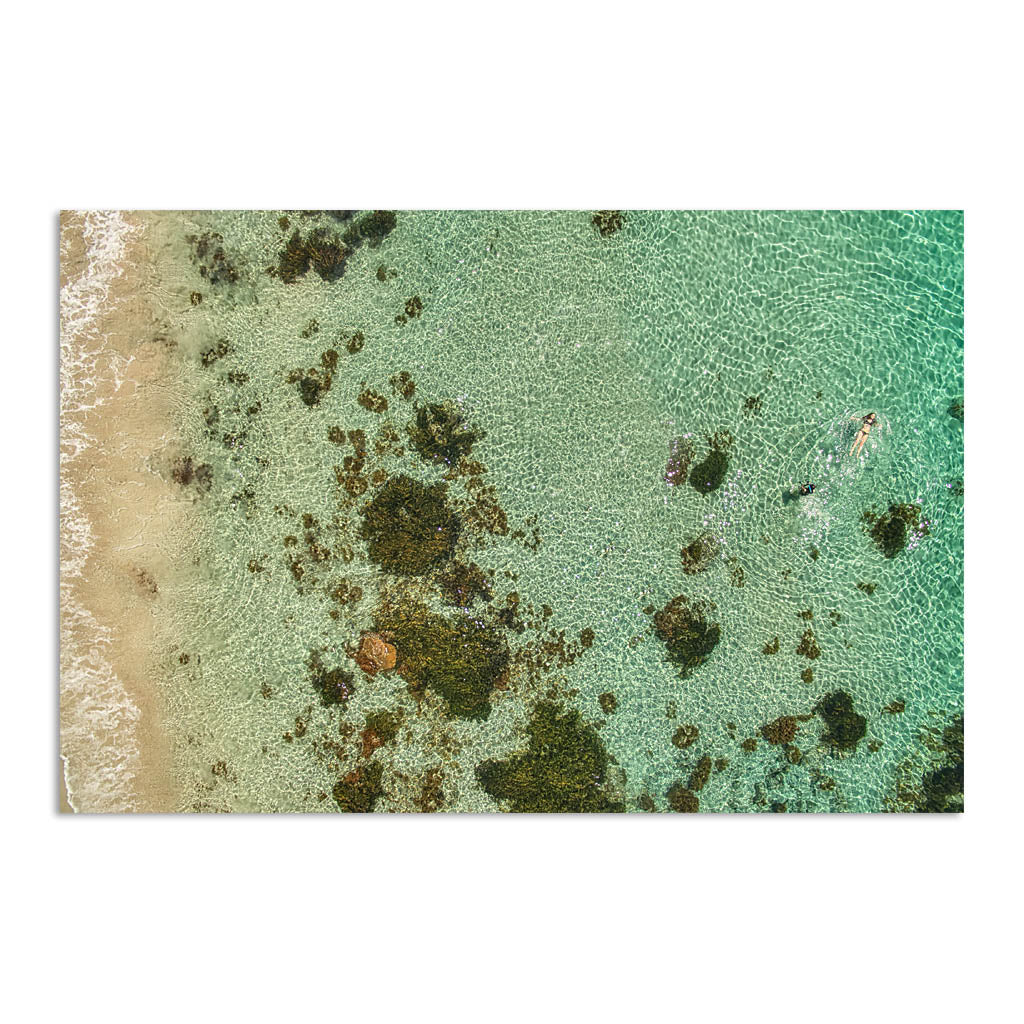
690;449;730;494
815;691;867;752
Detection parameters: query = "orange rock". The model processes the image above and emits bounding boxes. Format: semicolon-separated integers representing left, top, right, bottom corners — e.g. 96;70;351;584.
355;633;397;675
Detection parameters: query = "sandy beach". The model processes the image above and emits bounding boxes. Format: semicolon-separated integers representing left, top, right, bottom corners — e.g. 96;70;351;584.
59;211;188;812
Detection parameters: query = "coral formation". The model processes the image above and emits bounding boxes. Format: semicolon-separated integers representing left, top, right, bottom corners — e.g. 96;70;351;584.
187;231;240;286
390;371;416;400
307;651;355;707
796;628;821;659
342;210;398;250
171;456;213;494
273;212;397;285
359;710;400;759
599;692;617;714
437;560;492;607
915;715;964;812
357;387;389;413
688;755;712;792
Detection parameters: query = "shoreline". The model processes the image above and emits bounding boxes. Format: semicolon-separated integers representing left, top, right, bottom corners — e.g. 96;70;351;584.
59;211;187;812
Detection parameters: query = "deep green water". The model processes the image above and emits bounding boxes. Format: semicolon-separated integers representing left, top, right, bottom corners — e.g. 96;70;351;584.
149;210;963;812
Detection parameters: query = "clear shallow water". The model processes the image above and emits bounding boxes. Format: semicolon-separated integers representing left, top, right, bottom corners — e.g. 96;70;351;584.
144;210;963;812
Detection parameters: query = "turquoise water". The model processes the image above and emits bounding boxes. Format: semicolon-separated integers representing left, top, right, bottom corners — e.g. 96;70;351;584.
148;210;963;812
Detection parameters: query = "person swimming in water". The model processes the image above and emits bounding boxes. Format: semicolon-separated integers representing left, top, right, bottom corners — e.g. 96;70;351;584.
850;412;879;457
783;482;816;504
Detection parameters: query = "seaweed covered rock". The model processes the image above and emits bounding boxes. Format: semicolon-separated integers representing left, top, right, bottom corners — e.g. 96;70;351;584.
664;436;695;487
274;212;396;285
796;628;821;659
862;503;930;559
360;710;401;759
914;714;964;812
407;401;482;467
688;755;712;793
307;651;355;706
332;762;384;812
762;716;798;745
342;210;398;250
592;210;624;237
672;724;699;749
815;691;867;752
599;692;617;714
275;228;348;284
666;783;699;812
171;456;214;495
680;532;719;575
359;475;460;575
689;432;734;494
652;596;721;678
437;560;493;607
289;367;331;407
187;231;240;286
920;762;964;812
475;700;623;812
376;602;509;720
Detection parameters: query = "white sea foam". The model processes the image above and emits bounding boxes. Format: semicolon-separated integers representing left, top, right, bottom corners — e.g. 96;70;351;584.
60;211;144;812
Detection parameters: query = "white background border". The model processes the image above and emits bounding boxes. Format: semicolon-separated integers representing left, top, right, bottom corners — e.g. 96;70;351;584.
6;2;1020;1021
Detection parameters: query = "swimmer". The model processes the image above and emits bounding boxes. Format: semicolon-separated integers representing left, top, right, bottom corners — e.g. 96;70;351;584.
850;412;879;457
782;482;815;504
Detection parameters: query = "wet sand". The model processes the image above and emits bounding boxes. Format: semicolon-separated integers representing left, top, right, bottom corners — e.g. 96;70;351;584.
60;211;188;812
